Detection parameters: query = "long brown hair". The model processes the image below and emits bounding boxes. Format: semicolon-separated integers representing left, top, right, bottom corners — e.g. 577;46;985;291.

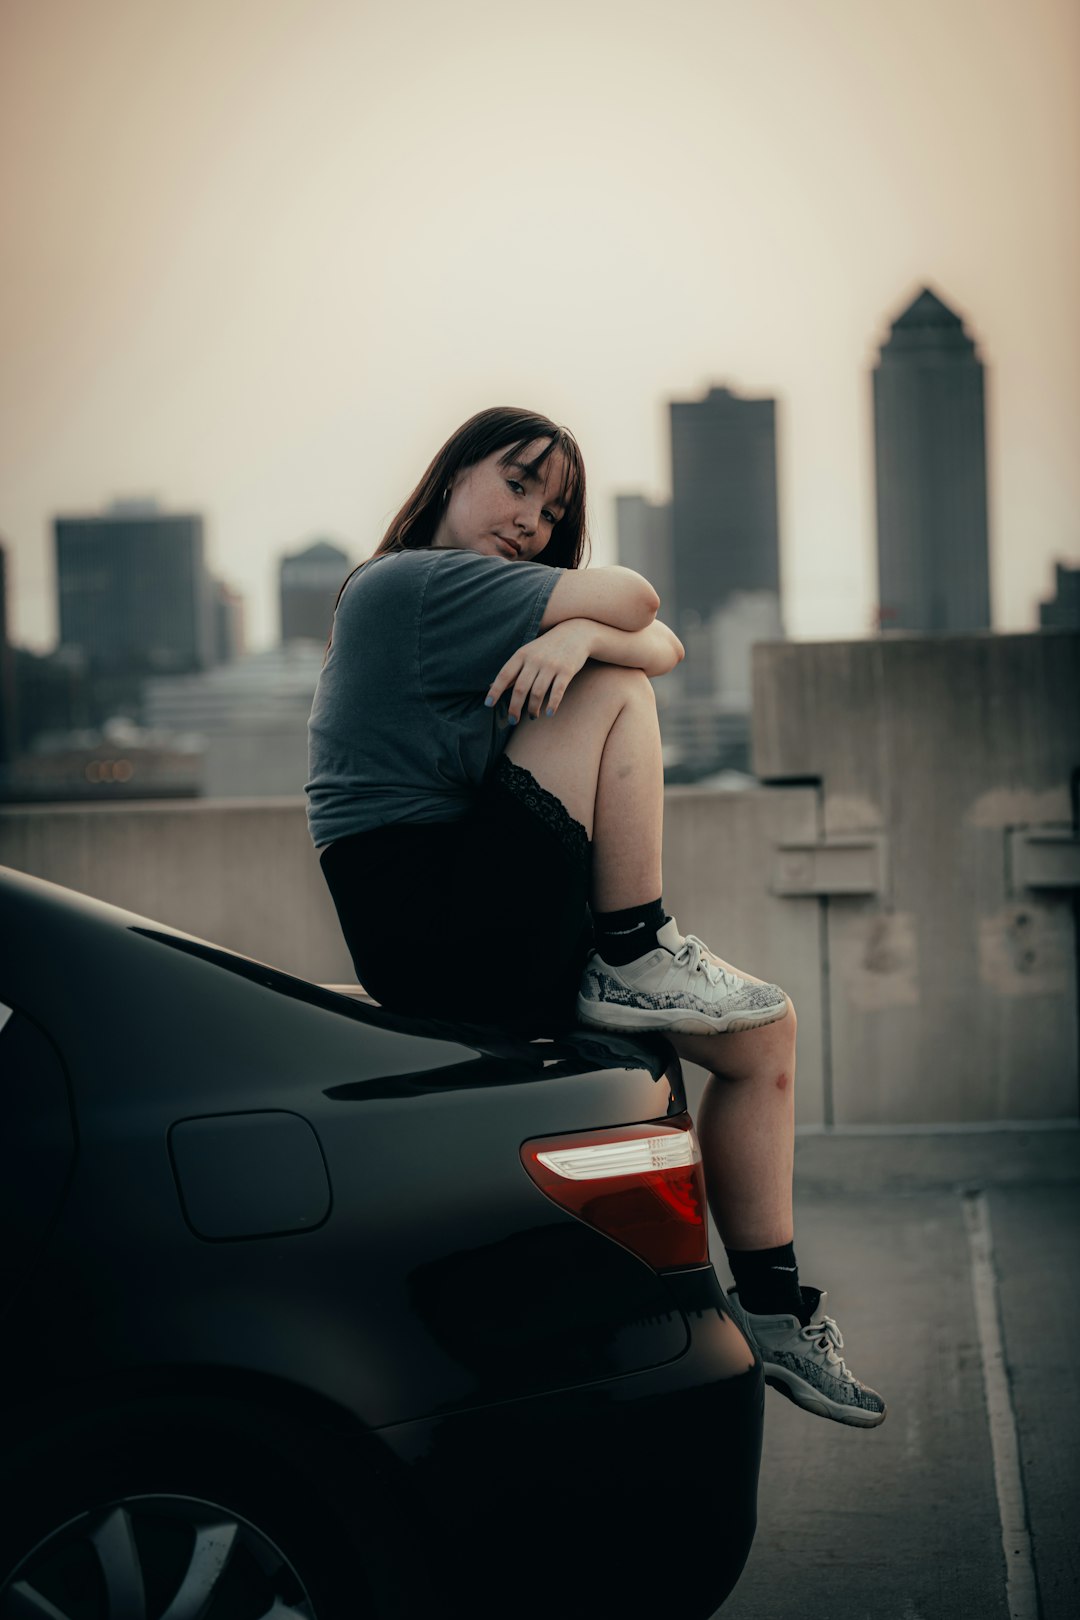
324;406;589;660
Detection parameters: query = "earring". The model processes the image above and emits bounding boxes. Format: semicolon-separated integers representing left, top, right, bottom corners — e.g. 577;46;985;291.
442;484;451;504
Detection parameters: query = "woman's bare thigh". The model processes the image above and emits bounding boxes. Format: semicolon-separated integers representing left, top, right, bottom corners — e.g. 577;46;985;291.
502;663;653;837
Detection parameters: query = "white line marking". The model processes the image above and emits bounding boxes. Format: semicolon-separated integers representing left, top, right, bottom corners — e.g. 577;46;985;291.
962;1190;1040;1620
796;1119;1077;1136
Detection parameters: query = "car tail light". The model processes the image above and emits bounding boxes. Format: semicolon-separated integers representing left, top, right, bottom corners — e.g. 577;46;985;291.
520;1113;708;1270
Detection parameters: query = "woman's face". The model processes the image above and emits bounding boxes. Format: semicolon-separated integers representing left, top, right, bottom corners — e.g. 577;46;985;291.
431;438;569;562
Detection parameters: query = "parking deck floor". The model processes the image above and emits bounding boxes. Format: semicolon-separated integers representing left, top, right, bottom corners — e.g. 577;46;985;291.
695;1123;1080;1620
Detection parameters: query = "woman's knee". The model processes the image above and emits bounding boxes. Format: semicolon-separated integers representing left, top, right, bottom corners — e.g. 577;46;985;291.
575;661;654;696
566;661;655;718
670;996;797;1081
764;996;797;1062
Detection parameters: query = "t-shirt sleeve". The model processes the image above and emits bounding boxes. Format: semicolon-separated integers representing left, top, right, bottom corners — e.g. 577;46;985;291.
419;551;563;700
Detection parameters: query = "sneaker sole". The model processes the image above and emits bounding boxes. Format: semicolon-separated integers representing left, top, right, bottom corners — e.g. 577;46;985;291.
764;1369;887;1428
575;996;789;1036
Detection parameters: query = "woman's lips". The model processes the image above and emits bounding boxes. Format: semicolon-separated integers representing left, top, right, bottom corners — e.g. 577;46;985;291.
494;535;520;557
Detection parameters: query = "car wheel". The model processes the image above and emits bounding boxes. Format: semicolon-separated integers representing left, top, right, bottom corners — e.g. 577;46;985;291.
2;1493;319;1619
0;1418;376;1620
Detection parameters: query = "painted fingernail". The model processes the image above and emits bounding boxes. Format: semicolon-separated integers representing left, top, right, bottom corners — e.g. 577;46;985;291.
508;714;518;725
484;696;494;707
546;707;554;716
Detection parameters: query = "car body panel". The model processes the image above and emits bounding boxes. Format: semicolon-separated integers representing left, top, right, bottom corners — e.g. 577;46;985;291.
0;863;763;1618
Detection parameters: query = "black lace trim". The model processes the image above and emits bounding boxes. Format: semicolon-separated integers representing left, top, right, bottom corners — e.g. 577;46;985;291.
490;756;591;874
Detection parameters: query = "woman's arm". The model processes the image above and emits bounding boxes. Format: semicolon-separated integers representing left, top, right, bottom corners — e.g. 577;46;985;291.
539;566;659;633
486;617;684;722
584;619;685;677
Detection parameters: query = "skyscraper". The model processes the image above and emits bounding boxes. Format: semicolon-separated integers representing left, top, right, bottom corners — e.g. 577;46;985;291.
872;287;991;632
55;499;213;674
1039;562;1080;630
280;540;351;644
211;579;246;664
614;389;785;776
669;385;781;633
614;495;672;614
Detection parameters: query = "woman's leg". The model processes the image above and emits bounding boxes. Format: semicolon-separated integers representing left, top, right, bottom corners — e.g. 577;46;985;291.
503;663;794;1252
503;661;663;910
668;1015;796;1250
505;671;886;1424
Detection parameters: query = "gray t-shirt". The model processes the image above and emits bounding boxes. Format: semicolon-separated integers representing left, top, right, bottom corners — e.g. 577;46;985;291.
305;547;563;848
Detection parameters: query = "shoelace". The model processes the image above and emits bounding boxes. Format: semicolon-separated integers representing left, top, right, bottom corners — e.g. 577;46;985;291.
800;1314;854;1382
673;934;742;989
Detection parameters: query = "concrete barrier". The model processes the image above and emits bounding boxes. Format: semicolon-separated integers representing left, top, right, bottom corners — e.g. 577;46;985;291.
0;798;354;985
3;631;1075;1126
752;631;1079;1125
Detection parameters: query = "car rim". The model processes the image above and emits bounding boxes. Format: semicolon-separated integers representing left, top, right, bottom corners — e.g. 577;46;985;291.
2;1493;317;1620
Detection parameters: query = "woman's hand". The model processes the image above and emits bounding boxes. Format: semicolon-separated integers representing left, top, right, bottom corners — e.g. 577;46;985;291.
485;620;595;722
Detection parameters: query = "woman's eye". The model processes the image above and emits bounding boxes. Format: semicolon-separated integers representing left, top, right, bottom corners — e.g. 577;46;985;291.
507;479;524;495
542;511;557;526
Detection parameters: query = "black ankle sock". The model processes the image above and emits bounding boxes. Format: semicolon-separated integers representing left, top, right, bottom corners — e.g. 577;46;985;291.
594;897;669;966
725;1241;808;1321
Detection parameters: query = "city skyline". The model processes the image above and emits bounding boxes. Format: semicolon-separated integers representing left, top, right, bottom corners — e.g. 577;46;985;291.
2;0;1077;653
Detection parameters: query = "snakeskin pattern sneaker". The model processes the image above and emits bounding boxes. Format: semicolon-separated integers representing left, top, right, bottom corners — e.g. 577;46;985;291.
727;1286;887;1428
575;917;788;1035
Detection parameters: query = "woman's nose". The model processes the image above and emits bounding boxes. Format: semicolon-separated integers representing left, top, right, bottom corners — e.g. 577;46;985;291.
515;504;538;534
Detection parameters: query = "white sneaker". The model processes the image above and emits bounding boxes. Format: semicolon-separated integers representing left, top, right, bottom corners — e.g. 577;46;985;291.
575;917;789;1035
727;1287;887;1428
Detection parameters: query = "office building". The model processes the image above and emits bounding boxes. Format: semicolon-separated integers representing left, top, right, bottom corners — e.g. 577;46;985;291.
55;499;214;674
669;385;781;634
280;540;351;644
709;590;784;710
212;579;246;664
6;647;91;765
143;642;324;797
615;495;673;615
1039;562;1080;630
615;391;785;779
872;287;991;632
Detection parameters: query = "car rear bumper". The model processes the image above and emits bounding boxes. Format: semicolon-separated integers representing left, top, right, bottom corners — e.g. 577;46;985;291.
376;1265;763;1620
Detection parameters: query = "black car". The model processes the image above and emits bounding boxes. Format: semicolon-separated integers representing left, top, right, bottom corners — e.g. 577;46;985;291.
0;862;763;1620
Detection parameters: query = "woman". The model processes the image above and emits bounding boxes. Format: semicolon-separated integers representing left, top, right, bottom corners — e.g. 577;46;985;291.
305;405;885;1428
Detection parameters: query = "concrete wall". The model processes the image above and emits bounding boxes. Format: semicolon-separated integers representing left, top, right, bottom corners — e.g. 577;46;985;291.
0;798;353;985
752;631;1080;1125
0;784;827;1126
2;632;1076;1126
663;785;825;1129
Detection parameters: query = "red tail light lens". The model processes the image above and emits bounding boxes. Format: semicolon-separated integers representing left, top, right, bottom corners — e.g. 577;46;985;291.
520;1113;708;1270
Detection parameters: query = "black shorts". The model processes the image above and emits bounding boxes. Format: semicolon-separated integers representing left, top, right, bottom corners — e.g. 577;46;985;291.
318;756;594;1037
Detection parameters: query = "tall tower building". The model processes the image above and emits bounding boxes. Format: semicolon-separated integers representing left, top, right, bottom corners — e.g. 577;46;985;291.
211;579;246;664
614;495;673;615
669;385;781;634
55;499;213;674
872;287;991;632
280;540;351;644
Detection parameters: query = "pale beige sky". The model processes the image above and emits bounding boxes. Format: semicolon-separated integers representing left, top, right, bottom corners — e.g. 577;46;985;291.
2;0;1078;651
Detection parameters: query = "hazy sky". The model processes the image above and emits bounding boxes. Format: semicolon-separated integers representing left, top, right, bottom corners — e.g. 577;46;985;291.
2;0;1078;652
